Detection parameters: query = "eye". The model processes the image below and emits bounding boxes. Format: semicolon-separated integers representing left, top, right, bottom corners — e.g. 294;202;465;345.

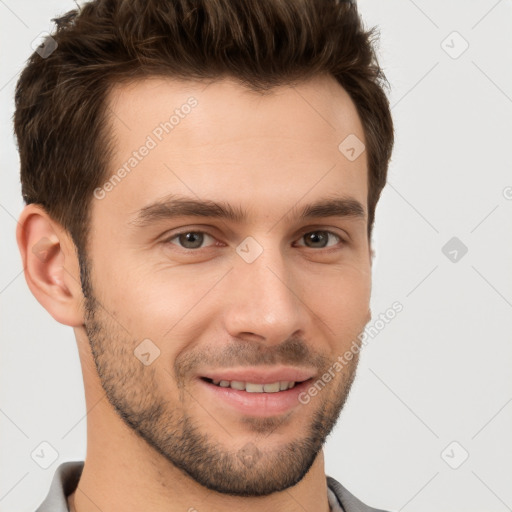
295;230;343;249
166;231;217;250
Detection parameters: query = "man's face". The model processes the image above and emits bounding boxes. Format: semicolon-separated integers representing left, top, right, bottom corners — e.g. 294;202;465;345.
83;75;371;496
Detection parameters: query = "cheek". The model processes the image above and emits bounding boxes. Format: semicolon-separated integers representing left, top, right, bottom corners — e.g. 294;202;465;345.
299;262;371;335
91;235;370;357
94;257;226;343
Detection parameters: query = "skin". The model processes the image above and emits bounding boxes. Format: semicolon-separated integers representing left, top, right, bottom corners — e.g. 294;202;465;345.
17;74;372;512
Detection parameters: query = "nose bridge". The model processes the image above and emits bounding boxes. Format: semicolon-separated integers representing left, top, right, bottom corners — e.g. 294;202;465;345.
223;241;305;342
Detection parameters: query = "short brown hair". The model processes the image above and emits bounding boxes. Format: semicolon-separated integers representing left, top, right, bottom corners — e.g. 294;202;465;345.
14;0;393;257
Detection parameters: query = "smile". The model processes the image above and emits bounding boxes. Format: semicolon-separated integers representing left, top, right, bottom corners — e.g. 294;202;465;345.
196;367;316;417
203;378;299;392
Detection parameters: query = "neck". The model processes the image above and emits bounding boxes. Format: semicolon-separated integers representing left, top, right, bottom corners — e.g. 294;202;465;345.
69;419;330;512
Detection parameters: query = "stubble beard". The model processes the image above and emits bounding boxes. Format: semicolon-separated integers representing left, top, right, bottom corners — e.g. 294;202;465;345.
80;261;361;496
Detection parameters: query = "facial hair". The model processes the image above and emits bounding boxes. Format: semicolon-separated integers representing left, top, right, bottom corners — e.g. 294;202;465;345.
80;258;362;497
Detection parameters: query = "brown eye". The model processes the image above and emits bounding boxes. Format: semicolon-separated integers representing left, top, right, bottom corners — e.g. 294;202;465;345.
298;231;342;249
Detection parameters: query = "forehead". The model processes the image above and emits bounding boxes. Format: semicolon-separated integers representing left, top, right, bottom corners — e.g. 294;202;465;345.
96;75;367;225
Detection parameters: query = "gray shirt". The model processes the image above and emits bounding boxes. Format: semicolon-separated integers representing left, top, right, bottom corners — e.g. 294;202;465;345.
35;461;389;512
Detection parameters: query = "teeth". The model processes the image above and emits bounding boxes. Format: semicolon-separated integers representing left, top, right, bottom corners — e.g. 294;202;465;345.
246;383;264;392
210;379;297;392
263;382;281;393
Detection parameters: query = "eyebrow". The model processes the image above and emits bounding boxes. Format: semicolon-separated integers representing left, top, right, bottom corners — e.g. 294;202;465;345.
129;194;366;228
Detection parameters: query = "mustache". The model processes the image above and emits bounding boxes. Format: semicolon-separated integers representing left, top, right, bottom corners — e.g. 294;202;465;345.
174;336;331;380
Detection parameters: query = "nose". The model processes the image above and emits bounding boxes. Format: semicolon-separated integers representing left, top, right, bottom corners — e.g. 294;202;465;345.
221;242;309;345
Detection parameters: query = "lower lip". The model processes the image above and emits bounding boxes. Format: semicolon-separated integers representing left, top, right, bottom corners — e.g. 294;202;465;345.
197;378;312;417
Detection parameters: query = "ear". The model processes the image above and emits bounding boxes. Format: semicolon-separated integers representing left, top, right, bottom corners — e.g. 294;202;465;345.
16;204;85;327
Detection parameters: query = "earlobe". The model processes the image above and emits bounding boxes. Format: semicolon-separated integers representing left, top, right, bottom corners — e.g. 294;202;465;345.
16;204;85;327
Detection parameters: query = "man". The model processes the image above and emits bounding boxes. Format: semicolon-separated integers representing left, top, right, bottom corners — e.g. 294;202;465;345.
14;0;394;511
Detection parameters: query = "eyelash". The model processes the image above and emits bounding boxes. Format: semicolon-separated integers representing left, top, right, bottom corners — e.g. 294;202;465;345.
163;229;346;251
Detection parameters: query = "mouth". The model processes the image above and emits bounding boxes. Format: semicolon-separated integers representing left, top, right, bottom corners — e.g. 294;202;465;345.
201;377;302;392
195;368;315;417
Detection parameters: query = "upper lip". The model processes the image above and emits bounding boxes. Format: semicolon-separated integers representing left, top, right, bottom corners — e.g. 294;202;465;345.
199;366;315;384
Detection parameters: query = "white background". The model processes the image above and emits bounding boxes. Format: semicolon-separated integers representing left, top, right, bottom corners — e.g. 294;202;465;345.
1;1;511;511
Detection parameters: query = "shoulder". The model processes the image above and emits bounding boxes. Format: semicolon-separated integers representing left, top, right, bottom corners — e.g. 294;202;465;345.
327;475;392;512
35;461;84;512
